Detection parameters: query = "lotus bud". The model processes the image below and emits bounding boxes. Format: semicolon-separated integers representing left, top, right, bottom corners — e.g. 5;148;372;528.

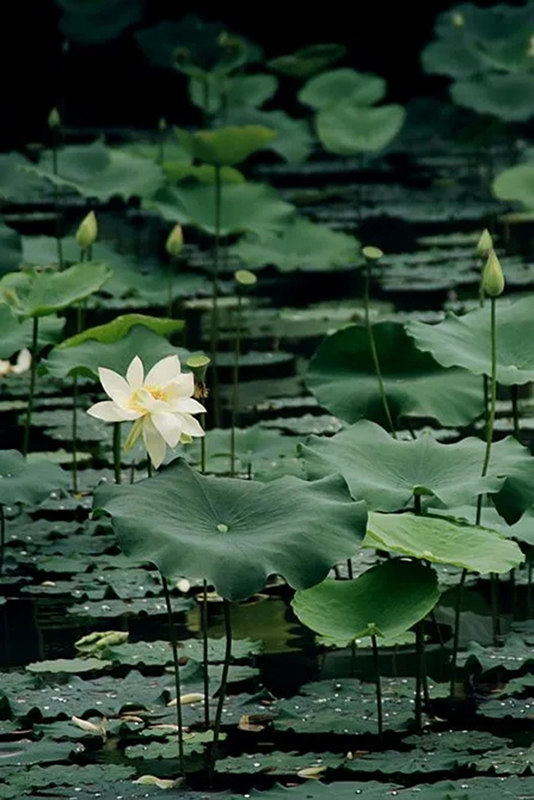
75;211;98;250
165;224;184;258
158;117;167;132
477;229;493;256
452;12;465;27
235;269;257;288
362;245;384;260
482;250;505;297
528;35;534;57
48;107;61;129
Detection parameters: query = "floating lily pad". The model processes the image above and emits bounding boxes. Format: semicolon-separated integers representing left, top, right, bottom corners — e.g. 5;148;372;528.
231;217;360;272
68;596;193;620
407;296;534;385
125;729;220;760
26;657;112;674
301;421;530;512
293;559;439;641
306;322;484;429
150;181;295;237
94;459;367;601
3;764;134;795
0;739;80;766
36;141;165;201
365;512;524;574
106;637;262;667
0;451;69;506
459;635;534;673
216;751;343;775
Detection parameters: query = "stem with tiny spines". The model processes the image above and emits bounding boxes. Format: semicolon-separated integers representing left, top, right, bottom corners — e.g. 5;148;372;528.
161;575;185;775
0;504;5;577
113;423;122;484
371;634;383;737
22;317;39;457
230;292;243;477
209;164;222;427
209;599;232;779
364;259;396;438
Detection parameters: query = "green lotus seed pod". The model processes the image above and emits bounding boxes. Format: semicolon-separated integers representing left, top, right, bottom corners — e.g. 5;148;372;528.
165;223;184;257
477;228;493;256
362;246;384;260
482;250;505;297
186;354;210;383
235;269;257;287
75;211;98;250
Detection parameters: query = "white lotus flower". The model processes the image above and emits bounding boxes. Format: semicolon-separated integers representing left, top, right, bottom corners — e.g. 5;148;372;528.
0;348;32;377
87;354;206;468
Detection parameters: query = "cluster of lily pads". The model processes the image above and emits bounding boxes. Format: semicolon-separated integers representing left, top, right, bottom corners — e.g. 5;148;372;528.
2;3;534;799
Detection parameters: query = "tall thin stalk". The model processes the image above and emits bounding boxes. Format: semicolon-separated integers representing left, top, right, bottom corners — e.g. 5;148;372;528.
209;598;232;778
0;504;5;577
209;164;222;427
201;581;210;730
363;254;396;438
511;385;520;440
161;575;185;776
230;292;243;477
22;317;39;457
112;423;122;484
371;634;383;736
72;375;78;493
414;622;424;732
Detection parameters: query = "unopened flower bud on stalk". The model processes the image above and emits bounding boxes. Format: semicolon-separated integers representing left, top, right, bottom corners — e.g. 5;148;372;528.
166;224;184;257
76;211;98;250
482;250;505;297
477;228;493;256
158;117;167;132
452;12;465;27
48;107;61;129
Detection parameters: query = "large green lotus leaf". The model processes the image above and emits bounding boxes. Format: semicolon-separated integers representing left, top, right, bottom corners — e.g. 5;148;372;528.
268;43;347;79
0;263;111;318
299;68;386;110
0;152;47;203
56;0;143;44
44;325;187;381
93;459;367;601
175;125;277;166
58;314;183;348
293;559;439;642
492;458;534;524
36;141;165;201
189;74;278;114
451;73;534;122
301;421;530;512
150;181;295;237
421;39;482;80
231;217;360;272
407;296;534;385
365;512;524;574
493;164;534;210
0;450;69;506
316;103;405;154
0;224;22;276
0;305;64;358
226;108;314;163
306;321;484;428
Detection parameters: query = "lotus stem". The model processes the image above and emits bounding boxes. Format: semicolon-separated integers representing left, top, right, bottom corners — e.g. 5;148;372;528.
413;493;422;515
230;293;243;477
414;622;424;732
210;598;232;778
167;258;174;318
161;574;185;776
22;316;39;457
112;423;122;484
450;568;467;698
528;559;533;616
371;634;383;736
346;559;353;579
511;385;520;439
202;581;210;730
209;163;222;428
364;260;396;438
0;504;5;576
51;129;63;270
72;375;78;494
